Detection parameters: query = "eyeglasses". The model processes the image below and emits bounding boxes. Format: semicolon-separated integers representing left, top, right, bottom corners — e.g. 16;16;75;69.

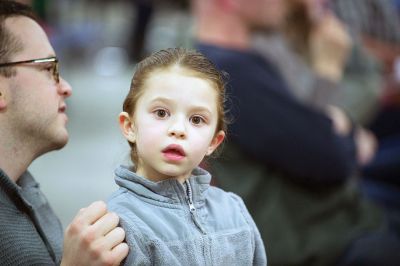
0;56;59;83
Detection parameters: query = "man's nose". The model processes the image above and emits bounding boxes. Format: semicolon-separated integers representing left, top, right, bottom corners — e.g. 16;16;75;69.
58;76;72;97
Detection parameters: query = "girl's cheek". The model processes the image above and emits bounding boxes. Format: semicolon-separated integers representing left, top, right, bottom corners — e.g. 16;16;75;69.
138;124;165;143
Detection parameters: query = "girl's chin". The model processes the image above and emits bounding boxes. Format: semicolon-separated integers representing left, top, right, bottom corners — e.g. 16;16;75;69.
157;169;191;182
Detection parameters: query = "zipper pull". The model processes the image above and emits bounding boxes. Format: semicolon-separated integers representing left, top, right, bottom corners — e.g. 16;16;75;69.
184;180;206;235
188;201;196;213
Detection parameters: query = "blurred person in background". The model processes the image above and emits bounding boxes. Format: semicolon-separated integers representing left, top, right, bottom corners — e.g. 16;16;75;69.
0;1;128;265
252;0;382;126
126;0;190;62
332;0;400;212
253;0;400;211
251;0;380;167
127;0;155;62
191;0;400;265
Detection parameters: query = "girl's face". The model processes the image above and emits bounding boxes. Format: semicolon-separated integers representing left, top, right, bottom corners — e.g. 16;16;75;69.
120;69;225;183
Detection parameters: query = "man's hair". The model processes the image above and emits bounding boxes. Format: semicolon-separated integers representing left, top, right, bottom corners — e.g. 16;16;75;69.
0;1;36;77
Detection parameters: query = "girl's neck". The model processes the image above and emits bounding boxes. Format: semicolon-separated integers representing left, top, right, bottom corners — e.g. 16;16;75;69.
135;165;190;184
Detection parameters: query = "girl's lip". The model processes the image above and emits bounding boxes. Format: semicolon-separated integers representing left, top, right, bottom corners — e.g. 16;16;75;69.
162;144;186;156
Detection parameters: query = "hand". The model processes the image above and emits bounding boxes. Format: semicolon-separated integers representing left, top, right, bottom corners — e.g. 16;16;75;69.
60;201;129;266
325;105;352;136
309;13;352;81
354;127;378;166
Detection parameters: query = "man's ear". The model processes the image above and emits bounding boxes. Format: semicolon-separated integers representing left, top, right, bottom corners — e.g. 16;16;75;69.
206;130;226;156
0;75;9;110
0;90;6;110
119;111;136;143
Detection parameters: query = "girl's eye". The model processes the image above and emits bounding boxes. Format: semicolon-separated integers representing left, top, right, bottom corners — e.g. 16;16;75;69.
191;115;204;125
155;109;168;118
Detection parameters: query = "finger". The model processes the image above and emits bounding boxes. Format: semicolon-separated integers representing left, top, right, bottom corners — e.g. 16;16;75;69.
103;227;126;250
91;211;120;237
76;201;108;226
71;204;87;218
110;242;129;266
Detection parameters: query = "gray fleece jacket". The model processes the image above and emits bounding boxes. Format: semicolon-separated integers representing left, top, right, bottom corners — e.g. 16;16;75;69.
108;165;267;266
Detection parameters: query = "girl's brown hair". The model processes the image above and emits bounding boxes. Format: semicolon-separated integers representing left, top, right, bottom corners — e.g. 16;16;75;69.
123;47;228;166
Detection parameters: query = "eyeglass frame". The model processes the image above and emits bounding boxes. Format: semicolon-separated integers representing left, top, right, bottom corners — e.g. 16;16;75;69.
0;56;59;83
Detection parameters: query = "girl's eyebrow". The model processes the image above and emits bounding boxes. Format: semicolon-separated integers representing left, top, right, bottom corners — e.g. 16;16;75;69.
149;96;212;115
149;97;174;105
190;106;212;116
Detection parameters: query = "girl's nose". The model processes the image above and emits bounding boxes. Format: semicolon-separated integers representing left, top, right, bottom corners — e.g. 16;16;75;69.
168;118;186;139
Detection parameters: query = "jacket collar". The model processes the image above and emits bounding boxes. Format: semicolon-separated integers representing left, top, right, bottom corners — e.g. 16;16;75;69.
114;165;212;204
0;169;37;203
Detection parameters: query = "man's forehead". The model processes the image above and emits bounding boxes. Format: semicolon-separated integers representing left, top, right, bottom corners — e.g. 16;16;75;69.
5;16;43;40
5;16;55;58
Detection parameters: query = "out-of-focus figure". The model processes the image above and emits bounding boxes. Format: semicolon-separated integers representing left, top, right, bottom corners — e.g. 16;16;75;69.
191;0;400;265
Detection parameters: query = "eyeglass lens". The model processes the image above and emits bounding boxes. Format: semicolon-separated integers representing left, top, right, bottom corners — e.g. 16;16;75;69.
53;61;59;83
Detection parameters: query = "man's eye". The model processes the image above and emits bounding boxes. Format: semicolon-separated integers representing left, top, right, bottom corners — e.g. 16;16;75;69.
42;64;53;72
191;116;204;125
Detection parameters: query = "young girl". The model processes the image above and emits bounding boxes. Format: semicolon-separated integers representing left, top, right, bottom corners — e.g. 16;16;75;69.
108;48;266;265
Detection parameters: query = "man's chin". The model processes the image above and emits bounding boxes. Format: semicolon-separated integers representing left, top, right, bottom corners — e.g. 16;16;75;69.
51;133;69;151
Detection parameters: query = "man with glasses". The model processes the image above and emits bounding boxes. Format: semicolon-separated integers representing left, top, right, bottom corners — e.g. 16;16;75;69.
0;1;128;265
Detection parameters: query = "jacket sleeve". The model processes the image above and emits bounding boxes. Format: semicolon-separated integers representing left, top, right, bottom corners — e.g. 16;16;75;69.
231;193;267;266
118;217;152;266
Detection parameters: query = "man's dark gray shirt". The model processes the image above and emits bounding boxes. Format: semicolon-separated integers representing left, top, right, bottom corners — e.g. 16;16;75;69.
0;169;63;265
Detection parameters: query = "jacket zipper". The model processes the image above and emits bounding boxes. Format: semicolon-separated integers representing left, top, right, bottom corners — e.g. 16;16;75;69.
185;180;206;235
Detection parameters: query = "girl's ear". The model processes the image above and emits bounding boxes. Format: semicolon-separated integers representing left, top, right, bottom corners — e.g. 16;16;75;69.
206;130;226;156
119;111;136;143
